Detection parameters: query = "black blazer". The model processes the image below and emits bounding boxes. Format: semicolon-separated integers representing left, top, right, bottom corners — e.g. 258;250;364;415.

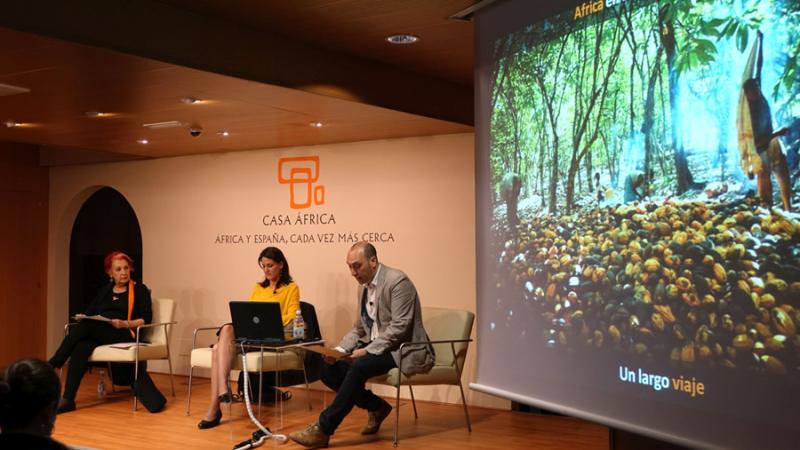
85;281;153;324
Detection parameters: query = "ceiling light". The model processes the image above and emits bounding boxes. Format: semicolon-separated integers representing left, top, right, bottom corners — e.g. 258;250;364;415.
180;97;201;104
385;34;419;44
0;83;30;97
137;139;149;145
309;122;324;128
218;130;230;137
143;120;185;129
3;120;36;128
85;111;116;118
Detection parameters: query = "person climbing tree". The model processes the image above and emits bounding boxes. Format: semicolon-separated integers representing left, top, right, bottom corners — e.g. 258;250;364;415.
740;31;791;210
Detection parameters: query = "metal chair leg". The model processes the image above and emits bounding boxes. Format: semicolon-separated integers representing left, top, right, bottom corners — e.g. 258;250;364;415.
167;359;176;396
257;352;264;417
393;381;401;447
408;385;418;419
186;365;195;415
457;377;472;432
301;361;312;411
107;362;116;394
133;359;139;412
166;337;176;396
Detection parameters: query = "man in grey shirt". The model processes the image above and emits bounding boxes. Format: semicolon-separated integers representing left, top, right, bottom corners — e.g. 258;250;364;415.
289;242;435;448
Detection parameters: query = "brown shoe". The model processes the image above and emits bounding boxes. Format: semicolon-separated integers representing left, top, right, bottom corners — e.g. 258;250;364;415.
289;422;329;449
361;399;392;435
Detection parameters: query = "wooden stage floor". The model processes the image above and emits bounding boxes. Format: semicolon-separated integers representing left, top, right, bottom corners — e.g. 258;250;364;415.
52;372;608;450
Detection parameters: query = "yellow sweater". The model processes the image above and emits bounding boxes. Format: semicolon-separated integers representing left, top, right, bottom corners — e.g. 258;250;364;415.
249;281;300;326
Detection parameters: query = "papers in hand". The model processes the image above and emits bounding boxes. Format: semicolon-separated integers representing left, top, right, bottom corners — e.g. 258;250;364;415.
109;342;149;349
74;314;111;322
305;345;349;360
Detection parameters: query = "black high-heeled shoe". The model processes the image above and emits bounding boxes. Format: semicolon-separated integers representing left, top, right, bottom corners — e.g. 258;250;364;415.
197;409;222;429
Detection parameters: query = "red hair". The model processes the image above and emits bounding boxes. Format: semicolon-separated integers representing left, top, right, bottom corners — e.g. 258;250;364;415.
104;251;134;273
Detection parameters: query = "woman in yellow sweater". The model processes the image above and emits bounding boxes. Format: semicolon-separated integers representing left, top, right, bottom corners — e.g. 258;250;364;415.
198;246;300;429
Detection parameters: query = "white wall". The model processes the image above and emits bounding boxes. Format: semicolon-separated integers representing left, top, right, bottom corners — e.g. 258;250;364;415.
47;133;508;409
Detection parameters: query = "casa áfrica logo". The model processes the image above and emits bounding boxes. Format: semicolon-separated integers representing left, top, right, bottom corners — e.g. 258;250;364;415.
278;155;326;209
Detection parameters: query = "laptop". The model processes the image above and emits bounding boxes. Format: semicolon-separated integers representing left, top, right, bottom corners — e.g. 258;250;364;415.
229;301;293;345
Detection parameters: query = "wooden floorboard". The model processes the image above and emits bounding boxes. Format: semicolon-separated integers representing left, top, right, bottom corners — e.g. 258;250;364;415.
52;371;609;450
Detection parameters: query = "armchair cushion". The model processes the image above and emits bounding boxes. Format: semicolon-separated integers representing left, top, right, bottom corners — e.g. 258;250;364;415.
88;297;175;363
366;306;475;446
376;364;464;386
75;297;177;411
189;347;303;372
186;301;322;415
91;345;168;361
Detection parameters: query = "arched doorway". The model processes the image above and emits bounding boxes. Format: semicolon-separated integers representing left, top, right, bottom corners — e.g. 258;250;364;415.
69;187;143;316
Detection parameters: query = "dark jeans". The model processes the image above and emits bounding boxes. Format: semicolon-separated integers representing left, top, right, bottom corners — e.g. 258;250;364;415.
318;352;396;435
49;320;134;400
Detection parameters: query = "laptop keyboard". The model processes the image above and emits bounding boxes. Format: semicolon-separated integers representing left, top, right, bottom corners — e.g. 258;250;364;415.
235;337;297;346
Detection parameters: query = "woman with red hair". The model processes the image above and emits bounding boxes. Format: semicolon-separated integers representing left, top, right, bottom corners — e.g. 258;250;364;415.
48;251;152;413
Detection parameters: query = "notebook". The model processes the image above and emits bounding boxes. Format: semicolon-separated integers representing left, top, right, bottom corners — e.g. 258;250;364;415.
229;301;293;345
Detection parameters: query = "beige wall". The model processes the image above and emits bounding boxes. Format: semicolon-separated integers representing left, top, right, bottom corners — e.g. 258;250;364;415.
47;133;508;409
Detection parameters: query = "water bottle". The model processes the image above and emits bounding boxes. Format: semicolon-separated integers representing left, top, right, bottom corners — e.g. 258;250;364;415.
292;310;306;340
97;369;107;400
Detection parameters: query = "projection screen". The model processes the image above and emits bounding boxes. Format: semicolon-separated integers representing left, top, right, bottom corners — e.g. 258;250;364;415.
472;1;800;449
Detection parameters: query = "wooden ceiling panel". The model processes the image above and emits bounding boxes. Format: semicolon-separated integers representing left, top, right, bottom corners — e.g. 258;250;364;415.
158;0;476;86
0;1;476;163
0;0;474;126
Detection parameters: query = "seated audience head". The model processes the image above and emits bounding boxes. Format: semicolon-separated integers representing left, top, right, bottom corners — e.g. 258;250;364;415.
0;358;61;436
258;246;292;288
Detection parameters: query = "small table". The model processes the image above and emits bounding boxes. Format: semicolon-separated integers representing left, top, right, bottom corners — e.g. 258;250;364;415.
235;338;324;424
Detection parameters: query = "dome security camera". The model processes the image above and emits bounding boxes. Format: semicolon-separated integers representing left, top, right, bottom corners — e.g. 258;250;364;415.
189;127;203;137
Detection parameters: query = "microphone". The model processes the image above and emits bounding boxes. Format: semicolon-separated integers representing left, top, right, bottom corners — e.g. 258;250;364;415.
232;429;269;450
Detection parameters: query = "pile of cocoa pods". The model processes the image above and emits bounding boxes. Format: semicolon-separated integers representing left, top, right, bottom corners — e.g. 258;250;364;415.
498;197;800;375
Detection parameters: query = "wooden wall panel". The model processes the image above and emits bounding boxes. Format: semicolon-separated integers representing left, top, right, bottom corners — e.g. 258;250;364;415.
0;142;48;366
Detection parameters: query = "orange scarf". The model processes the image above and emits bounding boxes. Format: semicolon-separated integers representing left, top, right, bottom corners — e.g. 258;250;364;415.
127;281;135;338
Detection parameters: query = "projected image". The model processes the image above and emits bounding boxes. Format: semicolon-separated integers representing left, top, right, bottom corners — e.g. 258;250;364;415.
490;0;800;377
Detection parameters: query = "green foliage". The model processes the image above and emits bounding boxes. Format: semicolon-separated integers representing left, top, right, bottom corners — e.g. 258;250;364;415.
488;0;798;210
772;2;800;101
669;0;766;73
677;38;718;72
779;49;797;95
693;0;799;103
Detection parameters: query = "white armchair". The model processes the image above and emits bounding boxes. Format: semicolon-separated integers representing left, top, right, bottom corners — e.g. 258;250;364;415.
369;307;475;446
66;297;177;411
186;301;321;415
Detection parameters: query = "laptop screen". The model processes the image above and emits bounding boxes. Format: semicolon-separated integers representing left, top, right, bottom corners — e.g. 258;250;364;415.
229;301;287;344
